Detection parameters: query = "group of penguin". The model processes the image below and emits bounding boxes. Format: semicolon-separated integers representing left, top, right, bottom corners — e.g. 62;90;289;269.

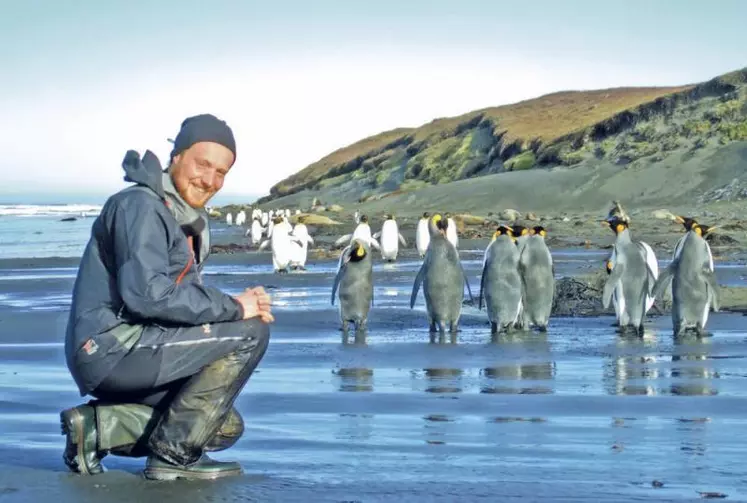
331;212;555;343
329;202;723;343
601;202;720;338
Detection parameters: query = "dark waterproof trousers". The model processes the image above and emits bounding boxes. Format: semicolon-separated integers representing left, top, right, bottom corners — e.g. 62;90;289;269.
90;317;270;465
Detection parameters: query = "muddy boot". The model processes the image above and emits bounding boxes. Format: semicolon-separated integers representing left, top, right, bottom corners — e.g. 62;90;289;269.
145;327;269;481
98;404;243;456
61;404;104;475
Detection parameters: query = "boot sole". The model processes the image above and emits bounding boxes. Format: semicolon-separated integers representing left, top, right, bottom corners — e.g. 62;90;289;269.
143;466;243;481
60;409;90;475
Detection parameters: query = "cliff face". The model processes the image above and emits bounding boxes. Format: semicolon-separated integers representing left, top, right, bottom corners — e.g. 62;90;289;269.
261;67;747;205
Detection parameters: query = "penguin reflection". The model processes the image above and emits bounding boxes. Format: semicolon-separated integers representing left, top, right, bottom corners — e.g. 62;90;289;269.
480;332;556;394
333;367;374;392
416;368;464;394
603;333;660;396
670;337;718;396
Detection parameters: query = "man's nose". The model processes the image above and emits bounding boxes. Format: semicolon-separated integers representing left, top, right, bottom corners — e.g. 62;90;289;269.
201;169;218;188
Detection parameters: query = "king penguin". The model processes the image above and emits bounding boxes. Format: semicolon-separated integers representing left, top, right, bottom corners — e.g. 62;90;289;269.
480;225;523;335
334;214;381;251
518;226;555;331
416;212;431;258
652;217;720;337
374;214;407;262
410;214;473;342
332;238;374;343
601;215;657;336
258;216;302;273
289;222;314;270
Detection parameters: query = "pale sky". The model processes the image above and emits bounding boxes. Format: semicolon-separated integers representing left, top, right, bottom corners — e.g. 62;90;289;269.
1;0;746;203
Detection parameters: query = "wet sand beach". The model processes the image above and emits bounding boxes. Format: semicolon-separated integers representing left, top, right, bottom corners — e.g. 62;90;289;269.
1;243;747;502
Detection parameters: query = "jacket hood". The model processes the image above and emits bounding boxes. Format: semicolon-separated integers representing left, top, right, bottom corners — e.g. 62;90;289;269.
122;149;166;199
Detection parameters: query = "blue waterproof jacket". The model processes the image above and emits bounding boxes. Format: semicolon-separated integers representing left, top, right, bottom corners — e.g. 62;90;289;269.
65;150;244;395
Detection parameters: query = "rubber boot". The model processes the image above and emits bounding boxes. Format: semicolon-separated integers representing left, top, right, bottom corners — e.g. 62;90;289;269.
61;403;246;475
144;325;269;481
61;403;104;475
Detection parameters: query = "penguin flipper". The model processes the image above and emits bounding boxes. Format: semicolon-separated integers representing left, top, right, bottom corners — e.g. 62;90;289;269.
258;240;270;251
651;263;675;301
703;268;720;312
399;234;407;247
307;236;315;245
370;238;381;251
602;263;625;309
459;260;474;304
479;264;487;311
373;231;381;239
410;263;425;309
335;234;353;247
331;261;347;306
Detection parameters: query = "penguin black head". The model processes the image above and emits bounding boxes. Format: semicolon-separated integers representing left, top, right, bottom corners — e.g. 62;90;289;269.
602;216;629;235
674;215;719;238
349;239;367;262
272;216;284;224
530;226;547;237
511;225;529;238
492;225;514;241
385;214;394;220
436;216;449;231
360;214;368;223
422;212;430;219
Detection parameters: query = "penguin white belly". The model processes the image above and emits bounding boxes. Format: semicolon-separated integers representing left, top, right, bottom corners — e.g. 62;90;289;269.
380;221;400;260
446;219;458;248
272;240;293;270
640;241;659;313
250;222;263;244
416;220;430;256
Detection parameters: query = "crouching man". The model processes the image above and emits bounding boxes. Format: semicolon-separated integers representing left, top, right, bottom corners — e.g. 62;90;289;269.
61;114;273;481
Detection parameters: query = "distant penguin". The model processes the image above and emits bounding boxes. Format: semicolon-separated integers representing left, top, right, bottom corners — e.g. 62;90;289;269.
354;210;360;224
248;217;264;245
444;212;458;249
672;216;715;271
258;217;302;273
518;226;555;331
332;238;374;343
374;214;407;262
652;218;720;337
415;212;431;258
410;214;473;342
235;210;246;226
226;212;233;226
289;222;315;270
479;225;523;335
601;216;657;336
334;214;381;250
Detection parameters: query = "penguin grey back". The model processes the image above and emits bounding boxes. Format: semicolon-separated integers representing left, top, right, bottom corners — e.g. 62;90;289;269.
481;233;523;332
519;232;554;329
652;230;719;336
332;239;373;328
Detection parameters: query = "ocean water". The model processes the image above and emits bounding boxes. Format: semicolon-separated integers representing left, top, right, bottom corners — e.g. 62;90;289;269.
0;205;102;259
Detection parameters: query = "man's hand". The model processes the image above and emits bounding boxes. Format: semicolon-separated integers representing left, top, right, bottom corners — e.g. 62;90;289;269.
234;287;274;323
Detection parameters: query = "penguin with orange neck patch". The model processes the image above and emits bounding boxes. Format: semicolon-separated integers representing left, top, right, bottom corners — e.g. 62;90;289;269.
332;238;374;343
479;225;523;335
601;215;657;336
517;225;555;331
652;216;720;337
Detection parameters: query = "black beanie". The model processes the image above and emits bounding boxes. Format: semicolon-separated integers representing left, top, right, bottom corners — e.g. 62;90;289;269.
170;114;236;164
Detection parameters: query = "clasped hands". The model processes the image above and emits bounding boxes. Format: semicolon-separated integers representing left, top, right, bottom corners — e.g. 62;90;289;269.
234;286;274;323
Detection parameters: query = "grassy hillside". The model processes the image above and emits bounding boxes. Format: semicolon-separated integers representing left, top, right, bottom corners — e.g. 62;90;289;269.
260;67;747;206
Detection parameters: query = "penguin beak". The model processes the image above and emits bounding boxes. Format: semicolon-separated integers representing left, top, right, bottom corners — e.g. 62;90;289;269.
703;225;720;235
674;215;686;224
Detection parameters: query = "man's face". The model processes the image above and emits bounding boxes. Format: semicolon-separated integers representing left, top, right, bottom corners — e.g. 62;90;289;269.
170;141;235;208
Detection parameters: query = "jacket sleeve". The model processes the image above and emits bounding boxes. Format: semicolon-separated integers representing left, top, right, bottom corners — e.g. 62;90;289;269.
112;192;245;325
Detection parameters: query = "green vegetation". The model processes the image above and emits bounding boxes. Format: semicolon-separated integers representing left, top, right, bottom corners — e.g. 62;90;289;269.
260;67;747;202
505;151;536;171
